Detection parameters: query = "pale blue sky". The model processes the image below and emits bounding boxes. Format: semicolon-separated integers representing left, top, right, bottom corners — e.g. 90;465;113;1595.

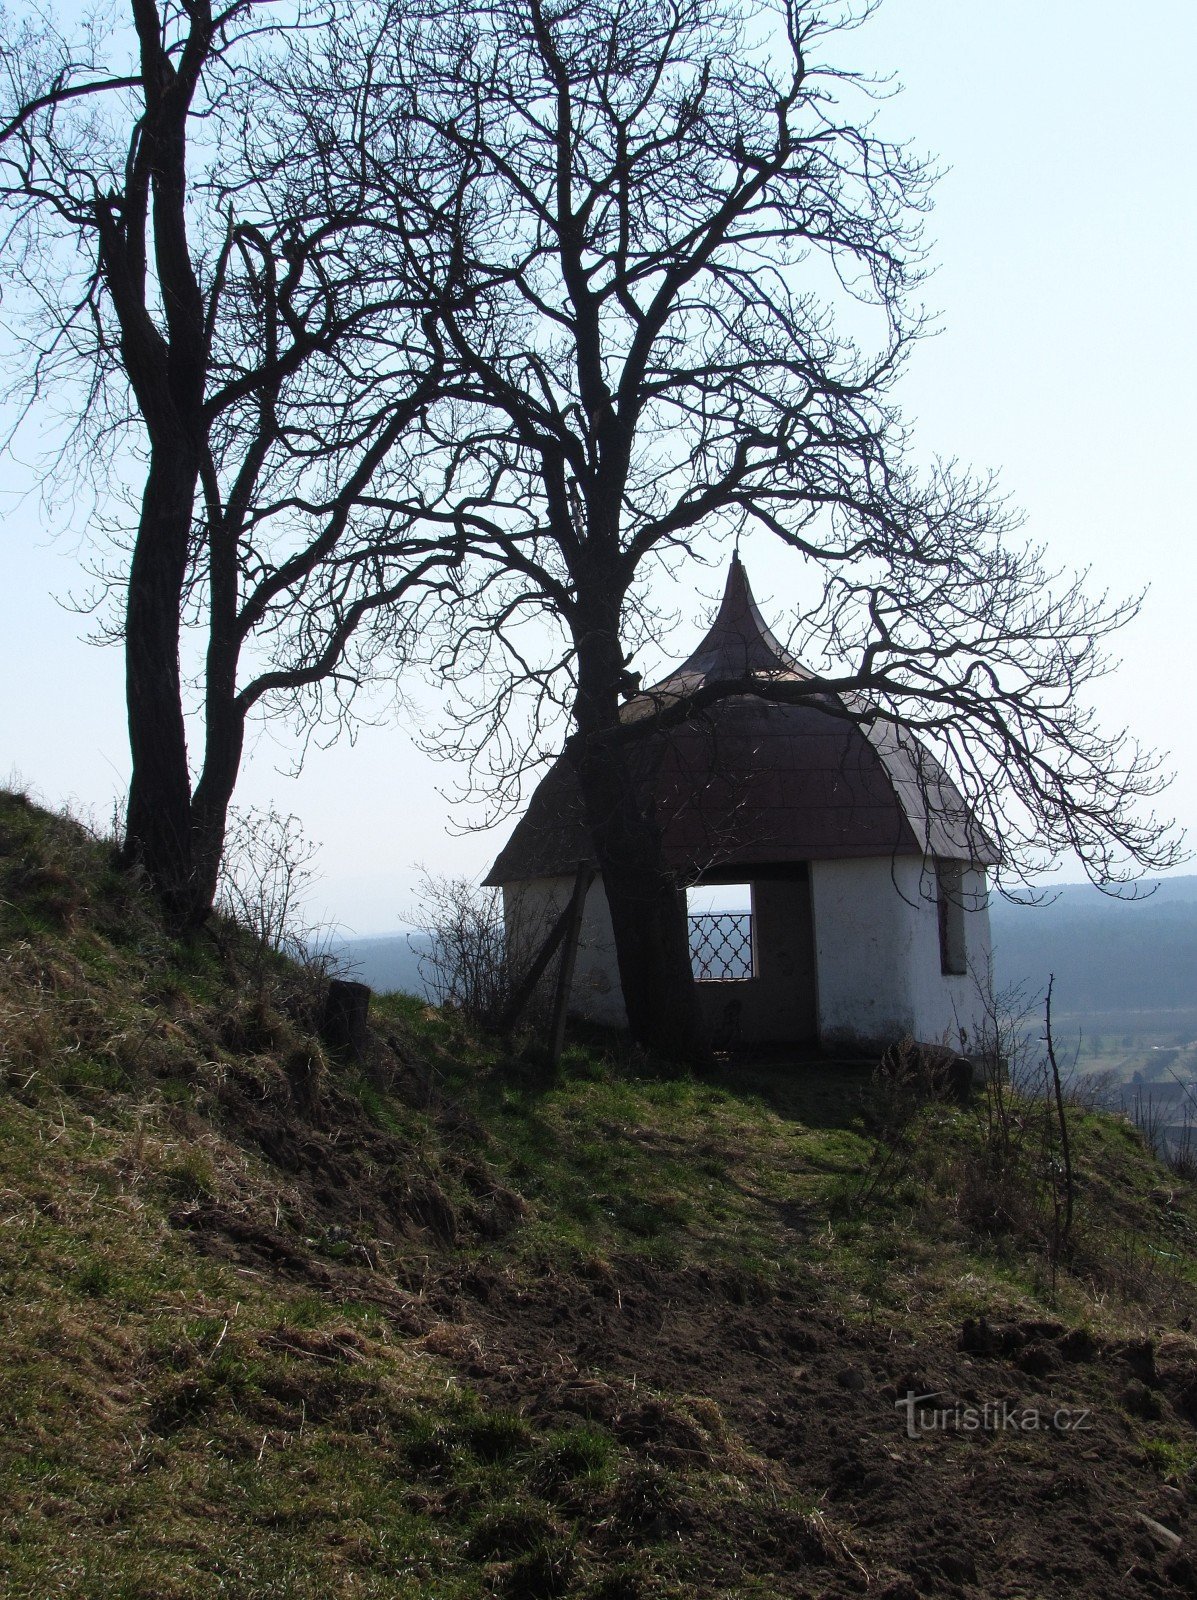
2;0;1194;935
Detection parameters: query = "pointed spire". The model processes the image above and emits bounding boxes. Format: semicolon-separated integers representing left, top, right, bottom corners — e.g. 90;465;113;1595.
661;554;808;687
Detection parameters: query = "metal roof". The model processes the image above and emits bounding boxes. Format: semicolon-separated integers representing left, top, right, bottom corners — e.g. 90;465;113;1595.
485;557;998;885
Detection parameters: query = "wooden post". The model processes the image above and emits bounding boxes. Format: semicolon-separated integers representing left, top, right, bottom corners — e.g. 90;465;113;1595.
548;864;593;1070
320;978;372;1062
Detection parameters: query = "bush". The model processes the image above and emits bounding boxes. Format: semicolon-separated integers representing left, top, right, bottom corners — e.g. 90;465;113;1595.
411;873;547;1030
215;807;345;1009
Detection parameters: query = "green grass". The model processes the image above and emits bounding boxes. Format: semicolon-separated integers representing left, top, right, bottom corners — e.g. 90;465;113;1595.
371;975;1197;1343
381;1004;879;1282
0;793;821;1597
0;1079;708;1599
1143;1436;1197;1486
6;788;1197;1596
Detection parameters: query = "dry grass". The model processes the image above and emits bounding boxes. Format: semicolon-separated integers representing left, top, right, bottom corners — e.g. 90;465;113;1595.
6;789;1197;1598
1;792;833;1599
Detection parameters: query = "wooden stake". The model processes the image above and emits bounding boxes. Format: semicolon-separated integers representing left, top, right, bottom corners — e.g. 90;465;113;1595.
548;864;594;1069
498;865;595;1035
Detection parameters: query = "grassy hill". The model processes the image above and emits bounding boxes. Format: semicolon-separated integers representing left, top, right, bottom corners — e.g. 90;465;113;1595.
4;790;1197;1598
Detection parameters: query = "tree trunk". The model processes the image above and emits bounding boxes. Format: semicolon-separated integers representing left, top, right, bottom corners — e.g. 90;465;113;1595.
188;644;248;923
570;627;706;1063
110;15;212;928
120;445;199;924
188;749;242;927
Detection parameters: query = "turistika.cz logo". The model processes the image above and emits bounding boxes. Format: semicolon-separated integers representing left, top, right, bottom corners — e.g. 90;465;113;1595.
896;1391;1093;1439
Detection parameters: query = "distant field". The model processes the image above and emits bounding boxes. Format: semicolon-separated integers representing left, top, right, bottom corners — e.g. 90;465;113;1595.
987;999;1197;1092
1046;1007;1197;1083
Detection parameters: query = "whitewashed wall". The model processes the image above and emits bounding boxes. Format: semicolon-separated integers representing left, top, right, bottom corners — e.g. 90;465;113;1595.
808;857;917;1048
504;856;992;1052
906;861;992;1054
809;856;991;1053
502;876;627;1029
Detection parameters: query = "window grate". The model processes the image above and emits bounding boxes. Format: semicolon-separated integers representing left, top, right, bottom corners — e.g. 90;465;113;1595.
688;912;754;982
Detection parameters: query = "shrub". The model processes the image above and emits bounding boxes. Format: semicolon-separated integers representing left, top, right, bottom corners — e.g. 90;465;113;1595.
411;873;546;1030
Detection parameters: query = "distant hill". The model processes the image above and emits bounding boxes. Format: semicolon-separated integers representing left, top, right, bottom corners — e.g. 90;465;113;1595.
991;875;1197;1014
333;932;431;997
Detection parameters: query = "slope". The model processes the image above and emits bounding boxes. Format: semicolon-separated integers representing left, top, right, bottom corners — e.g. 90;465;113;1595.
3;790;1197;1599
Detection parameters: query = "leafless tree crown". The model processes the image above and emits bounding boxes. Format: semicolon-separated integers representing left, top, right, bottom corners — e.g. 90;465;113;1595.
336;0;1180;892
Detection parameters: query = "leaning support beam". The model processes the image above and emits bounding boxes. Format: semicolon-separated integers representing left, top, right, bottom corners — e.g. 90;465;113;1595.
548;865;593;1069
498;864;595;1035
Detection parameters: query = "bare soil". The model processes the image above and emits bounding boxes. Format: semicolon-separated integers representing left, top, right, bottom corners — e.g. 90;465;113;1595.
177;1057;1197;1599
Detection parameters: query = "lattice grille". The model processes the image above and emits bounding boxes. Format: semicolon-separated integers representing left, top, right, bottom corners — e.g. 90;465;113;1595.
688;912;754;982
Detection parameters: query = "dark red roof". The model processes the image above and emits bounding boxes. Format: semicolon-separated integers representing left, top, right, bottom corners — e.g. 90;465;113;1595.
485;557;997;884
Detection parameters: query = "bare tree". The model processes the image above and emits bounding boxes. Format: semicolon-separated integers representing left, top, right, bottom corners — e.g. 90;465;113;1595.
339;0;1181;1057
3;0;1180;1058
0;1;461;923
215;803;320;994
411;871;531;1027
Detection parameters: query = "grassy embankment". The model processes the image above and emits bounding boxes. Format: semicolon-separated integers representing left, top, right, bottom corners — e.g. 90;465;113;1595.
4;788;1197;1599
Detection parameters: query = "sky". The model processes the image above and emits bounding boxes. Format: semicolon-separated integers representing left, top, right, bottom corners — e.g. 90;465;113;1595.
1;0;1194;937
